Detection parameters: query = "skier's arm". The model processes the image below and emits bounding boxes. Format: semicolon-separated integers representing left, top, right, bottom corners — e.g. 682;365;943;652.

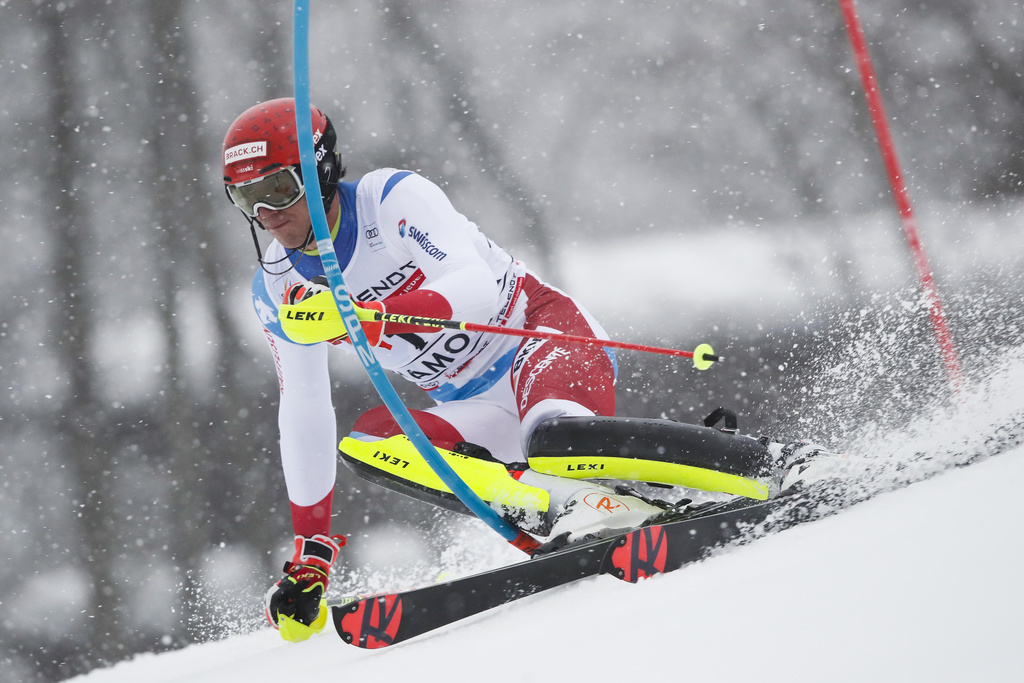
376;174;502;328
262;328;337;537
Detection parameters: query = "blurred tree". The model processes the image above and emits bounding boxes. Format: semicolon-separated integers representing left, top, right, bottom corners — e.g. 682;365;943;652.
3;2;1023;681
35;0;122;676
139;0;294;639
381;0;563;283
928;0;1024;197
139;0;215;641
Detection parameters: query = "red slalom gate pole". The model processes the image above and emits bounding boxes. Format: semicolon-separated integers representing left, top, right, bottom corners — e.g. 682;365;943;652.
838;0;965;394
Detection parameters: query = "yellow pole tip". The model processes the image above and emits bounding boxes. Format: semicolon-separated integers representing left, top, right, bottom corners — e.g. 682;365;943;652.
692;343;716;371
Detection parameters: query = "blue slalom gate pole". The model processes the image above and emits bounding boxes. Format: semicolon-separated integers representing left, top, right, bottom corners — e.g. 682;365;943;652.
291;0;534;550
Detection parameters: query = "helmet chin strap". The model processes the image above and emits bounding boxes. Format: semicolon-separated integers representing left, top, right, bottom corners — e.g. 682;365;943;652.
247;214;313;276
244;188;333;275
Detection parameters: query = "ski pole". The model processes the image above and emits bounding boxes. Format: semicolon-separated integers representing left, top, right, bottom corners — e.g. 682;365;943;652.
361;309;722;370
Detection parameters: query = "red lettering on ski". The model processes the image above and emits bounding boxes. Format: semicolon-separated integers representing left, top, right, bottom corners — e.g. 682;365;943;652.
609;526;668;583
337;594;403;648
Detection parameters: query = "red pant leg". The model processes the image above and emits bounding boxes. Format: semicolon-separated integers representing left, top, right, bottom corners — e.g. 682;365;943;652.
351;405;465;451
511;276;616;420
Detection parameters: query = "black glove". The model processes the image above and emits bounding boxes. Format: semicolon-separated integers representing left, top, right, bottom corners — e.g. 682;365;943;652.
264;534;345;641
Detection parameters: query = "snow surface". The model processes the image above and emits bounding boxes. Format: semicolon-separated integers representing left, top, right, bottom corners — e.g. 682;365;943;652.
69;440;1024;682
60;202;1024;682
63;203;1024;683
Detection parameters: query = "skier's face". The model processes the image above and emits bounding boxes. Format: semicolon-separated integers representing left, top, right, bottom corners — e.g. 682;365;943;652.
257;197;314;250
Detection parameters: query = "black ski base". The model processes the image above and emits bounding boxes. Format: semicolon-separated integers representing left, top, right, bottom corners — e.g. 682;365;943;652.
331;483;854;648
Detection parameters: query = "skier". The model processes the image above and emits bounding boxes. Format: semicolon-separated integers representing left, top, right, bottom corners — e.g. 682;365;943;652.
222;98;826;642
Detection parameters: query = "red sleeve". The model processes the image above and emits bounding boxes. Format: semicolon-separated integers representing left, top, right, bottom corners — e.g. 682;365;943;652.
379;288;454;335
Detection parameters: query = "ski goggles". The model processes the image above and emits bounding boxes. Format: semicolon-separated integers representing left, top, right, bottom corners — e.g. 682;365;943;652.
226;165;305;217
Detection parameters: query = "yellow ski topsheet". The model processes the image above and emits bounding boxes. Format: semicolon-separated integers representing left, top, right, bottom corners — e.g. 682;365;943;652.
339;435;550;514
528;455;771;500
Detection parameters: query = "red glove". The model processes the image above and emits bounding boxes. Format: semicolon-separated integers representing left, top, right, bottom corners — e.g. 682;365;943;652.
349;300;385;346
321;300;385;347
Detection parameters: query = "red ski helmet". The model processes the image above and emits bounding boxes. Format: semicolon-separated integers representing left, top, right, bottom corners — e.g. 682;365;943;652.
222;97;342;216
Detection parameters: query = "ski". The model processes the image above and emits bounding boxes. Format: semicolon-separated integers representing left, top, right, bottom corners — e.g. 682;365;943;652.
330;484;855;648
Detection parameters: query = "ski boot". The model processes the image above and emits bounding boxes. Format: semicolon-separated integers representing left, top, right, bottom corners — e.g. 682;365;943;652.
545;482;664;547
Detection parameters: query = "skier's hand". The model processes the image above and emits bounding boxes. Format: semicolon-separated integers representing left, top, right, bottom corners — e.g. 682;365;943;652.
283;275;330;305
330;300;385;347
265;534;346;642
280;276;386;346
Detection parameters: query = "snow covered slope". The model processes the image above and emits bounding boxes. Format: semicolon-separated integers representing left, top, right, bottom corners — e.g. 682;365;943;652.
69;437;1024;683
69;343;1024;683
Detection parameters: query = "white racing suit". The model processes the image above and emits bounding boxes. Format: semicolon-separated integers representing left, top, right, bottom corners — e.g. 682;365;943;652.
252;169;616;537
